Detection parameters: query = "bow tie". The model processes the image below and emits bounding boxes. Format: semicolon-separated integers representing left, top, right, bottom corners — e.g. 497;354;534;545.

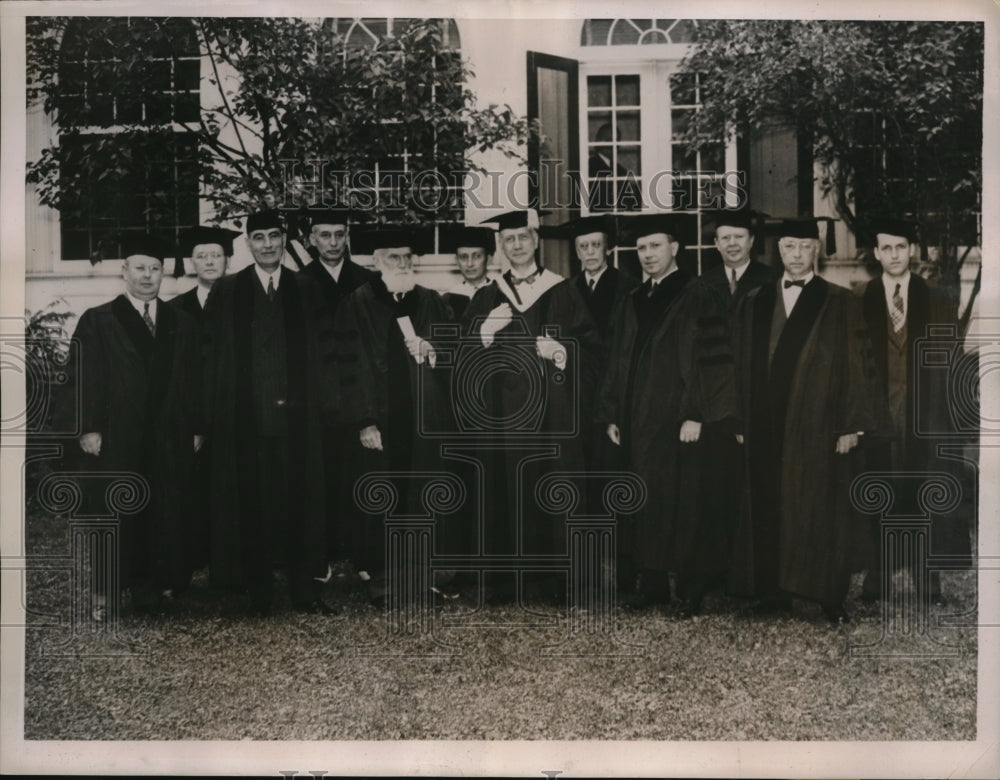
509;269;540;286
783;279;806;289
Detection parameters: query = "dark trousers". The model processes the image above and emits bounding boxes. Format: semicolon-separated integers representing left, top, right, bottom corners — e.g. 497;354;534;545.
243;435;317;606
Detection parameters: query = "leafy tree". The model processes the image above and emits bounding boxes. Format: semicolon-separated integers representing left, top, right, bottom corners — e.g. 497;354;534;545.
26;16;533;260
678;20;982;316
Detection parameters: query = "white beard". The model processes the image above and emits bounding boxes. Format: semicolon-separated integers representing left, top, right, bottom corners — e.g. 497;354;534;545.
381;269;416;294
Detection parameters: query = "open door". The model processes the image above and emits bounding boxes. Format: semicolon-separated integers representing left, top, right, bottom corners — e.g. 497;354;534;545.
527;52;579;278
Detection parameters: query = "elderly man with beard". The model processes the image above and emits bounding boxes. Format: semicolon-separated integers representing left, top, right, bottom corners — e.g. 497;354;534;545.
333;228;454;603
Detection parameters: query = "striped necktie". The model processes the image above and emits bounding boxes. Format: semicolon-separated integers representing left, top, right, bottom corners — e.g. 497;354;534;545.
142;302;155;336
891;283;905;332
729;268;737;295
267;276;276;302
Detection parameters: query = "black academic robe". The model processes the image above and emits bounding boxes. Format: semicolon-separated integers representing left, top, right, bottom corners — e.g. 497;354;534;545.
461;273;603;560
699;260;775;312
732;276;881;604
334;278;456;569
858;274;971;568
65;296;202;590
597;272;740;581
302;257;377;560
202;265;336;588
168;286;205;324
571;266;641;340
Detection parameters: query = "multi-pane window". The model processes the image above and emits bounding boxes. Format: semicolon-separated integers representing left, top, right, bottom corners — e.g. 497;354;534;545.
324;18;465;246
56;17;201;260
581;63;735;275
585;75;643;213
581;18;699;46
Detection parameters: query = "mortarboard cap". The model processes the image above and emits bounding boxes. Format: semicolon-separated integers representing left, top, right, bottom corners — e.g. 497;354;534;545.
564;214;618;248
122;233;169;263
245;209;285;234
622;213;694;247
862;216;919;246
705;208;763;233
479;209;551;232
179;225;241;258
303;205;363;230
440;225;496;255
768;216;837;255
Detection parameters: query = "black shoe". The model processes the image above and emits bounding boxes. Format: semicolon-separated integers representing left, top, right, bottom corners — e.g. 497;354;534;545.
822;602;849;624
677;595;703;619
246;600;271;618
293;599;339;616
752;597;792;615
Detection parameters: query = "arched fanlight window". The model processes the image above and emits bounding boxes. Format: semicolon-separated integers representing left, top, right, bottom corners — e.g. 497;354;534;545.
581;19;699;46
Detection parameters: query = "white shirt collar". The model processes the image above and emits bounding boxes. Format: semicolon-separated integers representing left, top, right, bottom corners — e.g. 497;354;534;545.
196;284;211;308
646;267;678;286
781;270;814;287
726;259;751;282
883;271;911;301
254;264;281;292
584;265;609;285
319;258;344;282
125;291;157;317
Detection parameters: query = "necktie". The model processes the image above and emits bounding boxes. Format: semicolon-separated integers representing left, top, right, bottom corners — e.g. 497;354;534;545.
142;302;155;336
510;269;540;286
729;268;738;295
891;282;905;332
588;277;596;292
783;279;805;289
647;280;658;298
267;276;276;302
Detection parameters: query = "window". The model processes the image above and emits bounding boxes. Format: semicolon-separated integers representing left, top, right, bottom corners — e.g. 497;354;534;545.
324;18;464;248
581;19;699;46
56;17;201;261
580;61;736;275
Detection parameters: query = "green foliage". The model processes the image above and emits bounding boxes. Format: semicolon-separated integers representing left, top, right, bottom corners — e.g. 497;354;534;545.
678;20;983;250
26;16;533;234
24;299;73;433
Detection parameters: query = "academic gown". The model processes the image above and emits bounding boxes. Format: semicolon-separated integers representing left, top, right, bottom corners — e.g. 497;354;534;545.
65;295;202;591
461;271;602;562
333;277;456;570
302;257;377;561
597;272;740;584
202;265;336;589
699;260;775;312
857;274;971;574
731;276;881;604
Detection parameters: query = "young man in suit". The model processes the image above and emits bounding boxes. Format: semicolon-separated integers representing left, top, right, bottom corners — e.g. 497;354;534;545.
66;236;204;619
202;209;337;616
857;217;970;605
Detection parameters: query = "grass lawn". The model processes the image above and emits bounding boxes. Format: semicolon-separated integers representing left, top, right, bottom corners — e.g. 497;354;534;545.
20;464;977;742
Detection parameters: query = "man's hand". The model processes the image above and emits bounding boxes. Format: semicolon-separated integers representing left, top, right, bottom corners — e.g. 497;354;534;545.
405;337;437;368
79;432;102;456
606;423;621;446
735;434;744;445
480;302;513;347
679;420;702;443
536;335;567;370
193;435;205;453
835;433;859;454
360;424;383;451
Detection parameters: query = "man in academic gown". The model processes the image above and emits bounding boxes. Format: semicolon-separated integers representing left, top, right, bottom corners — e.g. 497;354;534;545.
856;217;971;605
299;206;376;567
169;226;240;571
699;209;774;311
66;236;204;617
202;209;337;616
440;225;497;321
333;228;455;600
461;209;602;601
731;218;881;622
598;213;741;614
694;209;774;604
